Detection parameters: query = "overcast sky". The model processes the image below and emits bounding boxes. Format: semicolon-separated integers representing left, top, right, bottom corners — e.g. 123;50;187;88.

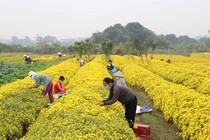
0;0;210;40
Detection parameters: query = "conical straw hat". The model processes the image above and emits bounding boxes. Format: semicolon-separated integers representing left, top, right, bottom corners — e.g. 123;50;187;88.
113;71;124;77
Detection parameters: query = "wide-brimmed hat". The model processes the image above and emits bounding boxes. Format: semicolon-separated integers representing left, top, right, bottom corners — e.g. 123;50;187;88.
113;71;124;77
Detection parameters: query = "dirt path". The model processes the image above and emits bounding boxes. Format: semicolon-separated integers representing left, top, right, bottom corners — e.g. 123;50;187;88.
130;86;182;140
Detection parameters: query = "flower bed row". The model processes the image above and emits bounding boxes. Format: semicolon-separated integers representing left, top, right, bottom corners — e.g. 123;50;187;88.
112;55;210;140
0;59;79;139
125;55;210;95
22;56;136;140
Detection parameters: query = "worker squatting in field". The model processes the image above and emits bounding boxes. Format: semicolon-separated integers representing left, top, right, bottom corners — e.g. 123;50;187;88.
54;76;66;94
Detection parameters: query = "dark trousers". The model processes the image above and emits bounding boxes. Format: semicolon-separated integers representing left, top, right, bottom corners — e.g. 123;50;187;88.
125;96;137;128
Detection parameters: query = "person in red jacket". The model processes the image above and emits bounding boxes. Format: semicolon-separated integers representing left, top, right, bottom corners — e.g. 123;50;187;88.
54;76;66;94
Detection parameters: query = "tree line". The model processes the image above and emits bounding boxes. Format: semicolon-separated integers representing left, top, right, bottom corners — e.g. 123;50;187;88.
90;22;210;54
1;22;210;55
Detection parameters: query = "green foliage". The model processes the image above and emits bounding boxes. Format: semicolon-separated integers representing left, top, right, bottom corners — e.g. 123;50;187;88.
2;22;210;55
133;40;144;56
0;43;33;53
101;39;113;58
0;58;69;87
90;22;210;54
91;22;156;45
73;41;85;58
68;39;95;60
167;35;197;45
126;22;156;42
112;40;158;63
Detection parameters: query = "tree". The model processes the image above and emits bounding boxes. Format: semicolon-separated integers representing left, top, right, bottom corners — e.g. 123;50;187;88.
11;36;20;45
141;40;157;64
133;40;145;63
101;39;113;58
113;44;124;55
68;39;95;59
91;22;156;45
147;40;157;59
104;24;128;45
83;39;94;61
36;35;48;54
73;41;85;59
24;36;31;47
52;40;61;53
120;42;135;60
126;22;156;42
48;45;55;54
44;35;57;44
165;34;177;44
91;32;105;44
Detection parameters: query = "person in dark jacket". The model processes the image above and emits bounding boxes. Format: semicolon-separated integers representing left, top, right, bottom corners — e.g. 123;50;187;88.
23;54;32;64
98;77;137;128
107;60;114;70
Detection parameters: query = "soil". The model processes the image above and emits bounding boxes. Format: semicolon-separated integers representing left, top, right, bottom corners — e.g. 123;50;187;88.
131;87;182;140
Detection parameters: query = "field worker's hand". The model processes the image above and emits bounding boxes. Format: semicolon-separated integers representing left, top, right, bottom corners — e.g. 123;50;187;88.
42;90;46;96
98;101;104;106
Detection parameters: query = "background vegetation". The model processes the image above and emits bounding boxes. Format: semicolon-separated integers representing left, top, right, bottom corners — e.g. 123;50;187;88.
1;22;210;56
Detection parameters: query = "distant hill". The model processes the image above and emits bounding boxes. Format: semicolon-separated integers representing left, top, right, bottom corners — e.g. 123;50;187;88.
90;22;156;45
90;22;201;46
195;35;210;40
60;38;86;46
165;34;197;44
0;37;86;47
